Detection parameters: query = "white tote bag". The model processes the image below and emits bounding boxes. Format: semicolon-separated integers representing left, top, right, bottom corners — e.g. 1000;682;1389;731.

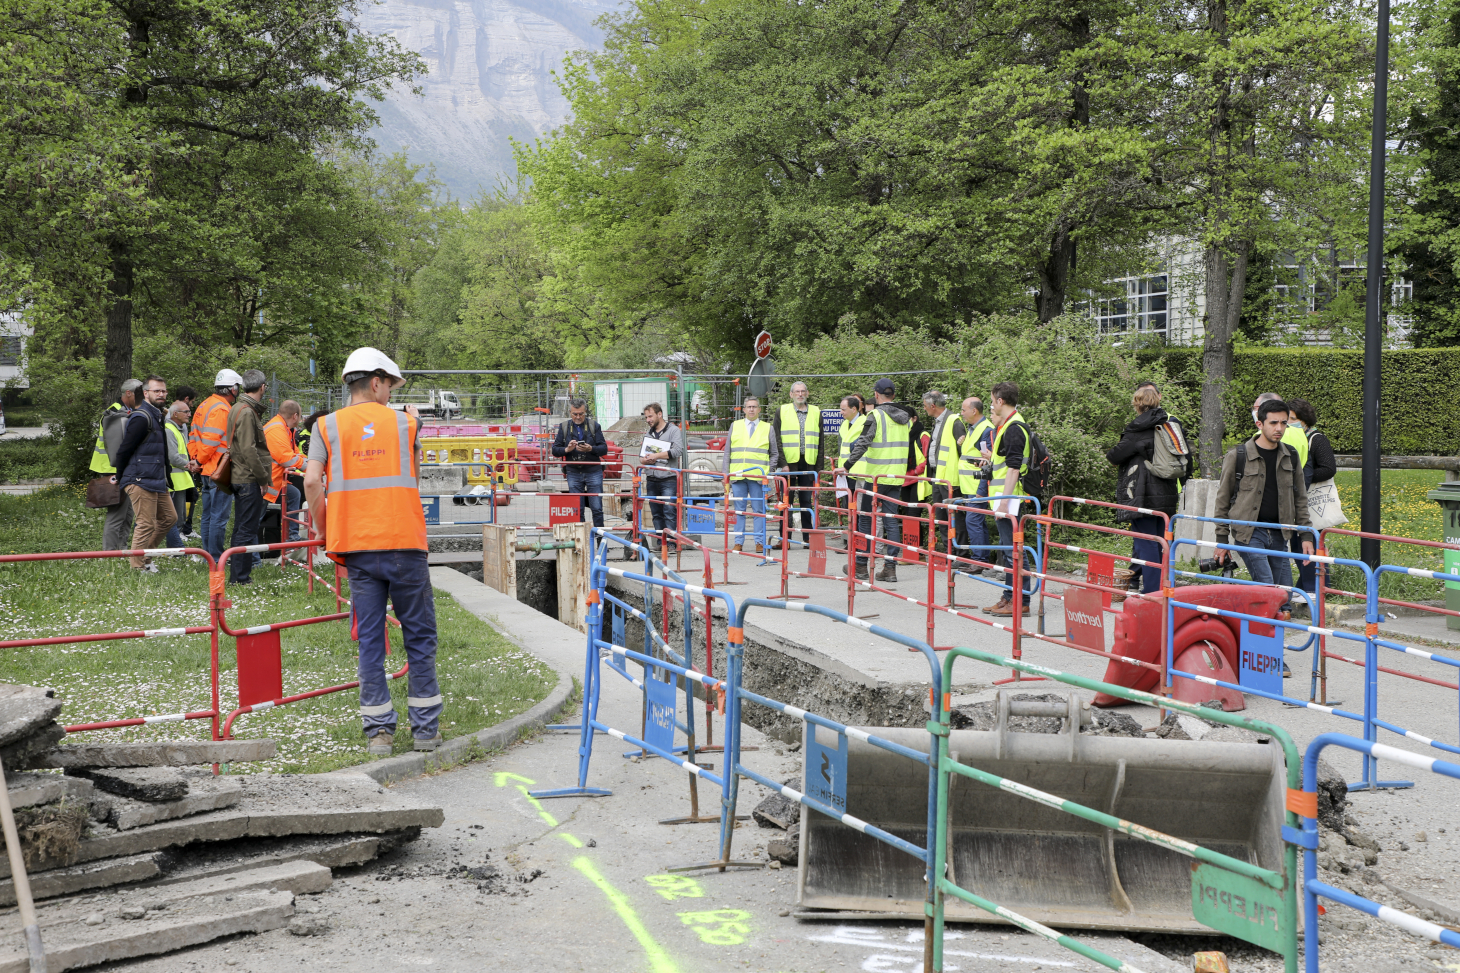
1306;479;1348;530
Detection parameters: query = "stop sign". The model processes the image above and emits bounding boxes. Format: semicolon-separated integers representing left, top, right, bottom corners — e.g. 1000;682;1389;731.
754;330;772;359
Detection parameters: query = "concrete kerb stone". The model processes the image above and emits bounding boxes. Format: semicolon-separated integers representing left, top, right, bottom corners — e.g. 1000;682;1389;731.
336;567;583;786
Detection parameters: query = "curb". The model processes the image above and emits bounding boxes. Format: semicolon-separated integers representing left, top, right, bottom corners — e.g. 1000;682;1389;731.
337;672;577;786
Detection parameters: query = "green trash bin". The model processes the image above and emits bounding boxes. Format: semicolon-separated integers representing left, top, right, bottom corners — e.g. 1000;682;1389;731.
1426;482;1460;631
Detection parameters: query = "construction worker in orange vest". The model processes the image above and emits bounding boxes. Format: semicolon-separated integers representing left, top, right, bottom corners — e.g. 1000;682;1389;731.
187;369;242;562
263;400;306;544
303;348;441;757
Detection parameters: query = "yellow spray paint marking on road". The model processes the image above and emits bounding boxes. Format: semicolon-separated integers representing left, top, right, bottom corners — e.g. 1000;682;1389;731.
678;908;752;946
560;833;584;848
575;857;681;973
492;771;558;827
645;874;704;900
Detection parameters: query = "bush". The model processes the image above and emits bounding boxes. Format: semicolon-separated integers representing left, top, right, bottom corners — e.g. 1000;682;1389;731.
1148;347;1460;455
0;437;69;484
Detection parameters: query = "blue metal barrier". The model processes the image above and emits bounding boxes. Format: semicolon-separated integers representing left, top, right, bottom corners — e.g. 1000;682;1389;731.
1298;734;1460;972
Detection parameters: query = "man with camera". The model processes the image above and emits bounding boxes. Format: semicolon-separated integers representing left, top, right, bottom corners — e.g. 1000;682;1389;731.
552;398;609;529
1213;397;1313;591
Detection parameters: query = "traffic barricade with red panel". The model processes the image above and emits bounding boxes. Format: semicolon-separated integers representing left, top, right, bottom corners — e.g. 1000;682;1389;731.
0;548;223;737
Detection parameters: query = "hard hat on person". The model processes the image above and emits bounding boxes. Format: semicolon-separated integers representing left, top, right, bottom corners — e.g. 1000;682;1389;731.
214;368;243;388
341;347;405;388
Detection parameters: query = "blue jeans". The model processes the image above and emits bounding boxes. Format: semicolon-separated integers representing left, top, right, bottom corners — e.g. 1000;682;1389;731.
1130;515;1165;595
200;478;230;562
345;549;442;739
963;486;990;563
1238;527;1294;590
564;465;604;528
731;480;765;546
165;493;187;549
283;482;302;541
644;475;678;539
1292;533;1317;595
228;483;264;584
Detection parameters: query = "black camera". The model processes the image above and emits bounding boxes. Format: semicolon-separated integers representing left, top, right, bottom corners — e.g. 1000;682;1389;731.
1198;557;1235;578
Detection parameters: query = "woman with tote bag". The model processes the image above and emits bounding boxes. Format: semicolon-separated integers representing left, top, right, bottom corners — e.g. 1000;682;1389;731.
1288;398;1344;596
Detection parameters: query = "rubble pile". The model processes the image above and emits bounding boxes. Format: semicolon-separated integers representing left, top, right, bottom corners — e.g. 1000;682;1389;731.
0;684;443;972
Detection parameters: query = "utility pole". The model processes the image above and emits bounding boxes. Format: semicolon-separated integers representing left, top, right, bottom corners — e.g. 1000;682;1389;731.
1360;0;1391;568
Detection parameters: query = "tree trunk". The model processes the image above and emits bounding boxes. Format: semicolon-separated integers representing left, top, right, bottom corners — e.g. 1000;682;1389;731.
1199;240;1250;475
1035;227;1076;322
102;243;135;406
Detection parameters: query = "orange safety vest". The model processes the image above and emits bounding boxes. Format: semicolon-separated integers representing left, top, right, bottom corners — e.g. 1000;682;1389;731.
318;403;426;559
263;414;304;503
188;393;232;475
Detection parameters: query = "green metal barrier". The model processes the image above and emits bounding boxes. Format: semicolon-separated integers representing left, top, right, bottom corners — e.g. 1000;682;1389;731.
930;649;1302;973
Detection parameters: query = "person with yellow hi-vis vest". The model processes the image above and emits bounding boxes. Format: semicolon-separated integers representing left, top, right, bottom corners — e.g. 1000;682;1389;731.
843;378;912;584
956;396;996;571
920;390;966;553
722;396;781;554
829;395;866;551
90;381;140;552
773;381;821;548
982;381;1033;617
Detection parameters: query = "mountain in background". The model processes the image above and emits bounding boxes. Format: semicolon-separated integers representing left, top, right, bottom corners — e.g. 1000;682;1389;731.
358;0;618;200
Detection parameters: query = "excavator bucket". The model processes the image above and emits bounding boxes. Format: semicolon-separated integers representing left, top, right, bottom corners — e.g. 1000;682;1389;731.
796;693;1287;933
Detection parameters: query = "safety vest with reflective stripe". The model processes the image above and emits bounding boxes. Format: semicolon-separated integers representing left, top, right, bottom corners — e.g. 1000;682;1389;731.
90;403;124;474
838;414;866;471
777;404;820;465
188;393;232;475
1282;424;1309;470
165;422;193;491
728;419;772;482
990;411;1030;497
855;408;911;484
928;411;961;484
263;414;304;503
958;417;994;494
912;437;932;501
319;403;426;556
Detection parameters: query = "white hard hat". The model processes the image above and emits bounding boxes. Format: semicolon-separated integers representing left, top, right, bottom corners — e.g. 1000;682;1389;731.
214;368;243;388
341;347;405;388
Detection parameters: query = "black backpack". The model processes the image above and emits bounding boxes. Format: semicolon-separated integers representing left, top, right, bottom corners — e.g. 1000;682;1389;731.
1011;421;1053;499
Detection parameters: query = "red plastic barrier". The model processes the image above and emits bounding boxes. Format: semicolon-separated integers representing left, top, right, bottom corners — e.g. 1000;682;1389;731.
1092;583;1287;707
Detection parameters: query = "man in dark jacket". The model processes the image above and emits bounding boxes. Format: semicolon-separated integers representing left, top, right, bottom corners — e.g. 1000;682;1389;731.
226;370;272;584
552;397;609;528
112;376;176;572
1105;382;1193;593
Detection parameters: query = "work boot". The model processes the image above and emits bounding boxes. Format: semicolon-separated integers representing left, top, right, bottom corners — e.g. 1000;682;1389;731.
414;733;444;752
988;601;1030;618
982;597;1010;615
875;562;898;583
1283;662;1293;678
854;562;870;581
752;542;764;555
733;543;743;553
367;731;394;757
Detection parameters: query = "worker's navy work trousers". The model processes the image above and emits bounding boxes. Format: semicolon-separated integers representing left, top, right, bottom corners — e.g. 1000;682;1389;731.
346;549;442;740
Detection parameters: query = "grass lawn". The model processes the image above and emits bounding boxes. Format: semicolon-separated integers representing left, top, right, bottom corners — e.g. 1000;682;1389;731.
0;486;557;774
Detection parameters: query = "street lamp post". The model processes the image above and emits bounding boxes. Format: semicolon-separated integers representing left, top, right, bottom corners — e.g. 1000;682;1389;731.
1360;0;1391;569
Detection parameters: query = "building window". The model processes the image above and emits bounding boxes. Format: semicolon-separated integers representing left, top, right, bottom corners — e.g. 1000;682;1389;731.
1094;275;1168;338
0;336;21;367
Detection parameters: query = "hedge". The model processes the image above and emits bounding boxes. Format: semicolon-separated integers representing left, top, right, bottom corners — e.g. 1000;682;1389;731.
1147;347;1460;455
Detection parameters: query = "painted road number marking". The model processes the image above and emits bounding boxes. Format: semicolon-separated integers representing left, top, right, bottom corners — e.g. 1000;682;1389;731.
644;875;704;901
678;909;751;945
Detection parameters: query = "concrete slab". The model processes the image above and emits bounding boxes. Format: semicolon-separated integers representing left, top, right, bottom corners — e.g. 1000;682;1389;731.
4;772;92;810
0;854;163;908
113;861;332;908
0;889;294;973
93;777;242;831
1;723;64;768
0;773;442;878
141;833;407;888
70;767;188;802
0;684;63;749
31;739;277;769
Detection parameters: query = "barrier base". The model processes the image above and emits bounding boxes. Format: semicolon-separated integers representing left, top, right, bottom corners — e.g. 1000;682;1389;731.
663;858;764;873
658;814;750;826
1347;780;1415;792
765;593;811;600
528;786;613;799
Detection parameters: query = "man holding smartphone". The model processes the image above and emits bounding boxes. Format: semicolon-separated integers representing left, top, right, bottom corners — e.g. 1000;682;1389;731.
552;397;609;528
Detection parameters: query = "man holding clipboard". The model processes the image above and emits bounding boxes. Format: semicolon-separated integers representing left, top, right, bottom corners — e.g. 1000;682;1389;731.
638;402;684;553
